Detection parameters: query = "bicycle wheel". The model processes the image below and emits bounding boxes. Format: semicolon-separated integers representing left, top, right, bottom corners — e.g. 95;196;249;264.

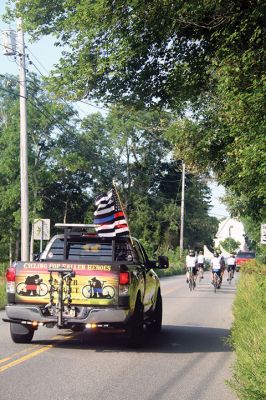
82;285;93;299
37;283;48;296
229;270;233;284
16;282;26;295
213;275;218;293
198;268;202;281
189;278;193;292
102;286;115;299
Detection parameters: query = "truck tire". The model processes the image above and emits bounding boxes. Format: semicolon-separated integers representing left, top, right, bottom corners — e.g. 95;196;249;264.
146;292;162;334
10;323;34;343
70;325;85;332
126;297;144;348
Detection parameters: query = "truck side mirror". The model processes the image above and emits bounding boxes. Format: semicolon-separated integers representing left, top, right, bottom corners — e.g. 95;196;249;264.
158;256;169;269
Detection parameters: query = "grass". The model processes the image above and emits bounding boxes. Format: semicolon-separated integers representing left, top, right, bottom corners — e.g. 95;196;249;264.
156;263;184;277
0;262;7;309
0;277;6;310
155;247;185;278
228;260;266;399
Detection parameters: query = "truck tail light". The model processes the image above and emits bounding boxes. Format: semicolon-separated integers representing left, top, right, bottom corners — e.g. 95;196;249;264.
6;266;16;282
119;272;130;285
6;266;16;293
119;271;130;296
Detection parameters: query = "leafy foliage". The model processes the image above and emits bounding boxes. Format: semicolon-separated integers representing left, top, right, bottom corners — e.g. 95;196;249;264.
229;261;266;399
6;0;265;247
220;237;240;253
0;76;217;260
0;74;92;258
83;108;218;253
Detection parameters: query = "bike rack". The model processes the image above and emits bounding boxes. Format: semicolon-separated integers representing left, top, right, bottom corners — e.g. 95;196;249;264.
47;268;75;328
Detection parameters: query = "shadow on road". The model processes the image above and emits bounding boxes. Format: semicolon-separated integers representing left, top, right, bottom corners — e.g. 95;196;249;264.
31;324;232;354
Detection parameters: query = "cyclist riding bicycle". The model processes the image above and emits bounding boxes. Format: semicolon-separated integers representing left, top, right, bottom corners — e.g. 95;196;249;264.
197;250;205;279
211;252;223;288
227;253;236;280
186;249;198;286
91;277;104;298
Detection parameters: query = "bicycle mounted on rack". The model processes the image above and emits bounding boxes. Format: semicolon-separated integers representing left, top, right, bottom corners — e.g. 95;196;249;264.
3;223;169;347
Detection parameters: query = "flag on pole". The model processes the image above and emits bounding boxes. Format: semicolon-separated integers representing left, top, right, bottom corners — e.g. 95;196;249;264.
94;186;129;237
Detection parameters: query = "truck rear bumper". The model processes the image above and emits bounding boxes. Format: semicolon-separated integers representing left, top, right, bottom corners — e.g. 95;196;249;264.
5;304;131;327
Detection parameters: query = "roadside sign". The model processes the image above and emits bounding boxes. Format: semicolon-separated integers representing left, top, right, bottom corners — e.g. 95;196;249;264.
261;224;266;244
33;219;50;241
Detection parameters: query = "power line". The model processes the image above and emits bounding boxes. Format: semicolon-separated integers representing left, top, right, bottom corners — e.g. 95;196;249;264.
0;84;78;139
0;71;84;135
2;44;174;133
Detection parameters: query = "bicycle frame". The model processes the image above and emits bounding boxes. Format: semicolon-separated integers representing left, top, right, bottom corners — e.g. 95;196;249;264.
198;266;204;281
187;267;195;291
213;271;221;292
228;268;233;284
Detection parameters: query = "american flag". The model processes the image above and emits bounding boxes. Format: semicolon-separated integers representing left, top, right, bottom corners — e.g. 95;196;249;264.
94;186;129;237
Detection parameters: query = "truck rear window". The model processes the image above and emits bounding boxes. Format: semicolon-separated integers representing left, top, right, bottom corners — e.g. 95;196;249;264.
45;238;134;263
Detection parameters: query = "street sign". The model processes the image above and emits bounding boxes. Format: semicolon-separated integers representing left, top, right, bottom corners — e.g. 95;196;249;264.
261;224;266;245
33;219;50;241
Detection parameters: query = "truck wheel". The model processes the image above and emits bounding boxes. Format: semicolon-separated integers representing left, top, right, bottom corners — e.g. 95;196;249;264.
10;323;34;343
70;325;85;332
147;292;162;334
126;298;144;348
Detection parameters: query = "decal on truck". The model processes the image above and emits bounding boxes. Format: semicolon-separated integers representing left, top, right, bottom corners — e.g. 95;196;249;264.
15;263;118;305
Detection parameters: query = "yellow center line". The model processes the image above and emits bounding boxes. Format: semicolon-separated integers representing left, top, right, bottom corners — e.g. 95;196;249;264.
0;333;76;373
0;345;42;364
0;344;54;373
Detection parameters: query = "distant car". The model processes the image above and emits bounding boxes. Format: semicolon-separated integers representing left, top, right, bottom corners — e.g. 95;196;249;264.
235;251;255;271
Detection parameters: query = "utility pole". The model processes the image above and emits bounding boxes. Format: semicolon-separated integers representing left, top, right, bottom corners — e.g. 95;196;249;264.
180;161;185;257
17;18;29;261
229;225;233;254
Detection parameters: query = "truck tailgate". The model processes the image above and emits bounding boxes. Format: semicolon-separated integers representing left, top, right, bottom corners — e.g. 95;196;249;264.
14;262;119;306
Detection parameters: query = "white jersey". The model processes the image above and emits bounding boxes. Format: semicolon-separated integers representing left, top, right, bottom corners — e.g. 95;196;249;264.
211;256;221;271
227;256;236;266
186;255;197;268
197;255;205;264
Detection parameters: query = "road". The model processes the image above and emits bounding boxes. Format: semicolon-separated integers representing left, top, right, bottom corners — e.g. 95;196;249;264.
0;272;237;400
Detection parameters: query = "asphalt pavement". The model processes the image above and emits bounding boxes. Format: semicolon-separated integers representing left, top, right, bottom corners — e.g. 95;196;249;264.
0;271;237;400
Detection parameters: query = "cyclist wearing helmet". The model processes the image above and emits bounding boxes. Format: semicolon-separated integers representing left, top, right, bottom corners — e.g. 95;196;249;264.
211;251;223;288
227;253;236;280
185;249;198;286
197;250;205;279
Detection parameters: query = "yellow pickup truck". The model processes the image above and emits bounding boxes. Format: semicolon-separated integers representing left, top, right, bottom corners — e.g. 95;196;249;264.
3;224;168;347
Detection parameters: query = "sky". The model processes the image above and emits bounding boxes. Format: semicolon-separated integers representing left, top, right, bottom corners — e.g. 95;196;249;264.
0;2;229;220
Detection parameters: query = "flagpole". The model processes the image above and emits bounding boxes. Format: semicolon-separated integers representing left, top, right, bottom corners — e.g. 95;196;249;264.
112;181;134;245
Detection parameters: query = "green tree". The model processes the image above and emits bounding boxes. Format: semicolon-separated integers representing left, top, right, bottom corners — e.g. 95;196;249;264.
85;108;218;251
7;0;265;238
0;74;92;259
0;78;218;259
220;237;240;254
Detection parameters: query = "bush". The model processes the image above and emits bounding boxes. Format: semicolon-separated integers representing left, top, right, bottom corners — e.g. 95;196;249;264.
156;247;185;277
0;262;7;277
0;278;6;309
229;261;266;399
156;263;184;278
